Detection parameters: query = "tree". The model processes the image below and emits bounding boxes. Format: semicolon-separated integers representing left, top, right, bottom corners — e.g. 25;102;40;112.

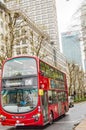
64;1;86;99
13;11;49;58
0;12;19;67
0;9;49;67
29;30;48;58
68;62;84;100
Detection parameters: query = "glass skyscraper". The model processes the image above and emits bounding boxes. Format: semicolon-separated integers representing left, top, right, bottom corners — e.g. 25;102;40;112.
61;32;83;69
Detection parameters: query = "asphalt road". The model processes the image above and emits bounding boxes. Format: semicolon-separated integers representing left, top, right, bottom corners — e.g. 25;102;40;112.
0;101;86;130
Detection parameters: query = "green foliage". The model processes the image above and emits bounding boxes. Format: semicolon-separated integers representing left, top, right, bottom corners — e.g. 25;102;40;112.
74;97;86;103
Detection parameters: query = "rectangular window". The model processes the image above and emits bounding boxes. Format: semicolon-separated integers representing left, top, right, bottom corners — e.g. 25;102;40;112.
22;47;27;54
16;48;21;55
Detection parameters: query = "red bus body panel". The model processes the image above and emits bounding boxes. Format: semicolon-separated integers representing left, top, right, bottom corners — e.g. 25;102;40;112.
0;56;69;126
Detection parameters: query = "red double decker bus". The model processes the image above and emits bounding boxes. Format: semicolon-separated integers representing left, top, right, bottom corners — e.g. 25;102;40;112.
0;56;69;126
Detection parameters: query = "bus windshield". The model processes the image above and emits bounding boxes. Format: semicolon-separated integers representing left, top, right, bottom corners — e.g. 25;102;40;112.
2;88;38;113
3;57;37;77
1;57;38;113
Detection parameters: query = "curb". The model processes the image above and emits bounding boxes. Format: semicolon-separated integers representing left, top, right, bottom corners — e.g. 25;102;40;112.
73;119;86;130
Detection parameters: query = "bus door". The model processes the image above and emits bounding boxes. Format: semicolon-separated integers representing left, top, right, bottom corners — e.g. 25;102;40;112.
41;91;48;123
58;92;62;116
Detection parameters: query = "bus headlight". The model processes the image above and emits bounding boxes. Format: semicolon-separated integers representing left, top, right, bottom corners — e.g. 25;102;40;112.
0;115;6;121
32;113;40;121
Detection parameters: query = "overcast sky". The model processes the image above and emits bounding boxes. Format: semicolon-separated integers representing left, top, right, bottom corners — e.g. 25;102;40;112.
56;0;84;32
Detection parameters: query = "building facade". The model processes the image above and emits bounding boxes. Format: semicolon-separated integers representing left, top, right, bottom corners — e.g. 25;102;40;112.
0;2;50;64
61;31;83;69
61;31;86;98
4;0;68;73
80;0;86;71
0;2;10;58
0;1;68;73
4;0;59;50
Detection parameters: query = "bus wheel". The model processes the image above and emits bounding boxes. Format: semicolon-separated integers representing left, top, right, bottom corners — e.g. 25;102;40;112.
49;112;54;125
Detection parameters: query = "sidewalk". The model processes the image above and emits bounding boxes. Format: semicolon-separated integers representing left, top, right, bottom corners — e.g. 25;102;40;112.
74;119;86;130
